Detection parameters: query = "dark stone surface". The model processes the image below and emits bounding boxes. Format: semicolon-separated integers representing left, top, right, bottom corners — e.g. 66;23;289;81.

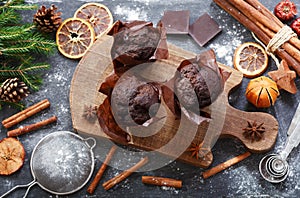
1;0;300;197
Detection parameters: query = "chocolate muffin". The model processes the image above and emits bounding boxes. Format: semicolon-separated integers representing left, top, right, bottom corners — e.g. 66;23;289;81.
108;20;168;75
111;75;160;126
129;83;160;125
174;50;224;113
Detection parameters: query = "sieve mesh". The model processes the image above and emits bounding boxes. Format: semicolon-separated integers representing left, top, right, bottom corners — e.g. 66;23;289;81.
30;131;94;194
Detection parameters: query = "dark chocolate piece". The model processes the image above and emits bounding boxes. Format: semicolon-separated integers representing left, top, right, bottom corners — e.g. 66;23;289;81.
189;13;221;47
161;10;190;34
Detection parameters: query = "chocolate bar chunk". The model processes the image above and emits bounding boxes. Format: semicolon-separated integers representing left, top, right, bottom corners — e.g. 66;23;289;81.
161;10;190;34
189;13;221;46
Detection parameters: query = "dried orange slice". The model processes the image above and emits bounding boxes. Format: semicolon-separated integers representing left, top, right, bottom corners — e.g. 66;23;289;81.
0;137;25;175
74;3;113;39
56;18;95;59
233;42;268;78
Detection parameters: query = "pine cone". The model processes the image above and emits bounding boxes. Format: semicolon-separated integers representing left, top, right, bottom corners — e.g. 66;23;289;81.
33;4;62;33
0;78;30;103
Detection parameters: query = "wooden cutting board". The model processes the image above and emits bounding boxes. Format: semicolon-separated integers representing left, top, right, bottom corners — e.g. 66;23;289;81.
70;35;278;168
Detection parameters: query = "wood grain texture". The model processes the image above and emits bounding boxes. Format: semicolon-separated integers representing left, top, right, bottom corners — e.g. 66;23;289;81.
70;35;278;168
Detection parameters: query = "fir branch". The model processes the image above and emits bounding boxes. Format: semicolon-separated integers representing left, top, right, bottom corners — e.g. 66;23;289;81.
0;24;35;40
0;7;20;25
4;4;37;10
0;28;56;56
0;0;36;11
0;0;56;108
0;100;25;110
21;63;50;72
21;33;57;54
0;38;56;56
18;71;40;91
0;62;50;91
0;43;36;55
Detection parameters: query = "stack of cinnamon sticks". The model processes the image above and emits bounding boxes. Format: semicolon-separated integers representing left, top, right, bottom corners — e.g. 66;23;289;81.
213;0;300;75
2;99;57;137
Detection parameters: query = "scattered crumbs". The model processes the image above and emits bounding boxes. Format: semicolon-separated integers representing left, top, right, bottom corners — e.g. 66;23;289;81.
161;186;179;194
209;36;242;67
114;5;148;21
77;0;107;2
198;175;204;184
3;180;13;188
209;16;247;67
83;195;97;198
131;0;197;5
226;166;261;196
59;103;69;113
121;179;131;190
25;0;62;3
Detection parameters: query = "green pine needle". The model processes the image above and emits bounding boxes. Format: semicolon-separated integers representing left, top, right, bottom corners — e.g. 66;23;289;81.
5;4;37;10
0;24;35;40
0;8;21;25
0;62;50;91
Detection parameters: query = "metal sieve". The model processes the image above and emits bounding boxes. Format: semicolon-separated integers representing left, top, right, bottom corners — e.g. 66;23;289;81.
1;131;96;197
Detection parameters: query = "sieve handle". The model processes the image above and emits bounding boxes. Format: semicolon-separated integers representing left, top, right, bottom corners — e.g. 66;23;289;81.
84;137;97;150
0;180;37;198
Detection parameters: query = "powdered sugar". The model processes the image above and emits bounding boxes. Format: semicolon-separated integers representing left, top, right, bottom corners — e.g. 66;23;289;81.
161;186;179;194
25;0;62;3
208;16;245;67
114;5;148;21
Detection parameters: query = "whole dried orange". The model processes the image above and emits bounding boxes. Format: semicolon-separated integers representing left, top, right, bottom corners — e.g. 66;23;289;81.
74;3;113;39
233;42;268;78
245;76;279;108
56;18;95;59
0;137;25;175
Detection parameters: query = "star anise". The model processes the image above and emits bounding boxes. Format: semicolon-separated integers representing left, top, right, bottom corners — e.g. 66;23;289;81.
82;105;98;122
187;142;210;160
243;121;265;142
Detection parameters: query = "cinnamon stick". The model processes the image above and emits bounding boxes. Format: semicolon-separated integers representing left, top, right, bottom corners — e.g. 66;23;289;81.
7;116;57;137
202;151;251;179
87;145;117;194
102;156;149;190
245;0;283;28
213;0;300;75
230;0;280;33
142;176;182;189
246;0;300;54
2;99;50;129
229;0;300;50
